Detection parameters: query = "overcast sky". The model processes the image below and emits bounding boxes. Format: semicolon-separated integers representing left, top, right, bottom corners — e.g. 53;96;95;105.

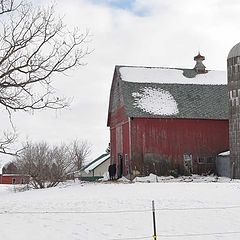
2;0;240;163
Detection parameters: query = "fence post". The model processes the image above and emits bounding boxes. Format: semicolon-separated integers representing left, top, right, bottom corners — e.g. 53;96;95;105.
152;200;157;240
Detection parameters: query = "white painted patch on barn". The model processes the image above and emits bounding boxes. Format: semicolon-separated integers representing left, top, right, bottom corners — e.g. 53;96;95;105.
120;67;226;85
132;87;179;115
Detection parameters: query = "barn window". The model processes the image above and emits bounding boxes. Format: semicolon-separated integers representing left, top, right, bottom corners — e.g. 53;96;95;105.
237;57;240;64
233;90;236;98
198;156;215;164
206;157;215;163
235;65;238;72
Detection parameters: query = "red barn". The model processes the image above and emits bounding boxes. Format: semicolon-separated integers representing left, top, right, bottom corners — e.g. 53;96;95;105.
0;162;30;184
107;54;229;178
0;174;30;184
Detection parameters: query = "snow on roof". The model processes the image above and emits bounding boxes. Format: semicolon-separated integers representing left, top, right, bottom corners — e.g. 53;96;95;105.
2;174;29;177
218;151;230;156
84;154;110;174
119;67;226;85
132;87;179;115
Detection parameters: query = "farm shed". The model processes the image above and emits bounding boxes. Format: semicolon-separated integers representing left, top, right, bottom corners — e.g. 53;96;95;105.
76;153;110;181
0;162;30;184
216;151;231;178
0;174;30;184
107;54;229;178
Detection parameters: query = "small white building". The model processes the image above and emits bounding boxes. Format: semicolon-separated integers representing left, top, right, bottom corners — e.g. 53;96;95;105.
216;151;230;178
76;153;110;181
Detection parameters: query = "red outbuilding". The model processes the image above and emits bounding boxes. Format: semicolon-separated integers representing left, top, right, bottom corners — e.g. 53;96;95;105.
107;54;229;178
0;174;30;184
0;162;30;184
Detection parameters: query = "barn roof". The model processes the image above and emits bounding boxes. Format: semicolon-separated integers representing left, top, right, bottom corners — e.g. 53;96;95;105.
113;66;228;120
0;159;11;174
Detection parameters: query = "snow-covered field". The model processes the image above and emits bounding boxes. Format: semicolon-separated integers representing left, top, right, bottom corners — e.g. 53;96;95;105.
0;178;240;240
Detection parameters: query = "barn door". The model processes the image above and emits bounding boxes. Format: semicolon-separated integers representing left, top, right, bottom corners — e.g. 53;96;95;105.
118;154;123;178
116;125;123;154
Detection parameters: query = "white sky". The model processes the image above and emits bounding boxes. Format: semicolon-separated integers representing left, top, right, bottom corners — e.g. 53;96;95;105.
2;0;240;162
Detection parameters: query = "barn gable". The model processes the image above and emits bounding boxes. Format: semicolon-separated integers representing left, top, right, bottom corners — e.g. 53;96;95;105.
107;68;127;127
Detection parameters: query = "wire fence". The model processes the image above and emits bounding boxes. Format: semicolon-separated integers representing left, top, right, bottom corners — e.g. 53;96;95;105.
1;203;240;239
1;204;240;214
110;231;240;240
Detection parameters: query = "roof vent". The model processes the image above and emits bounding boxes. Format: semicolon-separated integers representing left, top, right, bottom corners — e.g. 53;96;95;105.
194;52;207;74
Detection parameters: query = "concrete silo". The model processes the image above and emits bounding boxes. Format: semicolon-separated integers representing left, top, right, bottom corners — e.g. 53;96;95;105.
228;42;240;178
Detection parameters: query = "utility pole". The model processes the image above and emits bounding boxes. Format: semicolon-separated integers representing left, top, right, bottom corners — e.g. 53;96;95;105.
152;200;157;240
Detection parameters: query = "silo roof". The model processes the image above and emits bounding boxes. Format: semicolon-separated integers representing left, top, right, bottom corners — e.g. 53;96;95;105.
228;42;240;59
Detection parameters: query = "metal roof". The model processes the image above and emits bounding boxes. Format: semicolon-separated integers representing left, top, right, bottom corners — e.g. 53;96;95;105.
81;153;110;172
121;82;228;119
114;66;228;120
228;42;240;59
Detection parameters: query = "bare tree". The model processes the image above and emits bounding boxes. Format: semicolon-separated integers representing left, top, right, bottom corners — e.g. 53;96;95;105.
0;0;18;15
16;141;74;188
48;144;73;187
69;139;92;171
0;0;90;155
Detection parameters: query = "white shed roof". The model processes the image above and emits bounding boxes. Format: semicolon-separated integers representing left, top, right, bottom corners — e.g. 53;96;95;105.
218;151;230;156
84;154;110;174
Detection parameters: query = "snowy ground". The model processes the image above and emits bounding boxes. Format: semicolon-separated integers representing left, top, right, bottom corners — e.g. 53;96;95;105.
0;177;240;240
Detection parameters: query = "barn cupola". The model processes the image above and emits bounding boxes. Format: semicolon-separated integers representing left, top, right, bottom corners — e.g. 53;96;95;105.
194;52;207;73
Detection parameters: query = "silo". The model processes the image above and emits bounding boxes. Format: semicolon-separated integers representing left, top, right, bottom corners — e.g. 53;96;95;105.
228;42;240;178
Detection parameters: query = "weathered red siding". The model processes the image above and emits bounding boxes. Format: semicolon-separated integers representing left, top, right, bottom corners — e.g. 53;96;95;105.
122;121;130;175
109;106;128;126
130;118;229;175
109;105;130;175
110;115;229;177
